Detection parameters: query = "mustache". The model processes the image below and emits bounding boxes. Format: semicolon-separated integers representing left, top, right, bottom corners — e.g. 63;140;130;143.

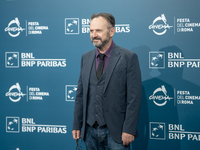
92;37;102;41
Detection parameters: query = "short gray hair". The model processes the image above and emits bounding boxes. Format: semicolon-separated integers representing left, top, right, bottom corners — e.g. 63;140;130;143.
90;13;115;27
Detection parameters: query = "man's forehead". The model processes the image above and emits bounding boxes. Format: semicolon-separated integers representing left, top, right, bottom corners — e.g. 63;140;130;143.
90;17;109;28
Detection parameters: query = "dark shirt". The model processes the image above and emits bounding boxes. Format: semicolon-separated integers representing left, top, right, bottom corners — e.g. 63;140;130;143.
95;41;114;72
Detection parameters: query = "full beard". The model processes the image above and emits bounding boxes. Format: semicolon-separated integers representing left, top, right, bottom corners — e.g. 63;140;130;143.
92;36;110;49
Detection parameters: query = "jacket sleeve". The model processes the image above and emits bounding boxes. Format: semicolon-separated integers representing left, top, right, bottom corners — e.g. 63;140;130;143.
122;53;142;136
72;55;84;130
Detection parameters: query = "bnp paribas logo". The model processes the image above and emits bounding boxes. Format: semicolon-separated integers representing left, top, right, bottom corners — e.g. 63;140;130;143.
5;52;19;68
6;117;20;133
65;18;79;34
149;52;165;69
65;85;77;101
150;122;166;140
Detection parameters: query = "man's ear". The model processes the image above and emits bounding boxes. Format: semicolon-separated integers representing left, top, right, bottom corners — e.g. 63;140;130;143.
110;27;115;37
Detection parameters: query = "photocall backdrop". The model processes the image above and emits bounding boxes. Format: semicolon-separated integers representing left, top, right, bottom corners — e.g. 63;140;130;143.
1;0;200;149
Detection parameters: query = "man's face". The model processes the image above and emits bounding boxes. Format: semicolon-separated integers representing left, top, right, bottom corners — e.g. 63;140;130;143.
90;17;112;49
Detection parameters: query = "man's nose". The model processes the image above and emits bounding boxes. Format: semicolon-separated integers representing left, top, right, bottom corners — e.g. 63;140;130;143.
92;31;97;37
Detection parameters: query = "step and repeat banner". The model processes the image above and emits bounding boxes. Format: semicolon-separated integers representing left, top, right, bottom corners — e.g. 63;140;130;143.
1;0;200;150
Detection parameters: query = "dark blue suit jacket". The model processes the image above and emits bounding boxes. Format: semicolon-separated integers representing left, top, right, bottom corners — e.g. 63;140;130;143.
73;44;142;143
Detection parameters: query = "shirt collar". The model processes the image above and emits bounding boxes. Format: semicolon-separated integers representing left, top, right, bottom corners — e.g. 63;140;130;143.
96;40;114;58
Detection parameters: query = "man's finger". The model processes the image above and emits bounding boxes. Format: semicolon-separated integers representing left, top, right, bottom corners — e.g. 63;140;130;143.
121;132;135;146
123;140;128;146
76;130;81;139
72;130;81;140
72;130;77;139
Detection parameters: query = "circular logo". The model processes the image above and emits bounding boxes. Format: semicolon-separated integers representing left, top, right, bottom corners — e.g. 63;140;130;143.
5;83;26;102
149;14;173;35
5;18;25;37
149;85;173;106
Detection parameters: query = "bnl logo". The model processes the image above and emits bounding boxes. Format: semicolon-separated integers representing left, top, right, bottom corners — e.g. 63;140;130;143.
149;52;165;69
5;52;19;68
6;117;20;133
65;85;77;101
65;18;79;34
150;122;166;140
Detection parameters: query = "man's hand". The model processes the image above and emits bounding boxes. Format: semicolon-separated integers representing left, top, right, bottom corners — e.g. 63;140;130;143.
72;130;81;140
121;132;135;146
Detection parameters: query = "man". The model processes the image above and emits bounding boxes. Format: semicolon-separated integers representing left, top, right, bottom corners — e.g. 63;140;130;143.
72;13;142;150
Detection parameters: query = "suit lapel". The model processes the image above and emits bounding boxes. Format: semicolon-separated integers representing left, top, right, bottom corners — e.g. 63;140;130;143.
103;45;121;93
